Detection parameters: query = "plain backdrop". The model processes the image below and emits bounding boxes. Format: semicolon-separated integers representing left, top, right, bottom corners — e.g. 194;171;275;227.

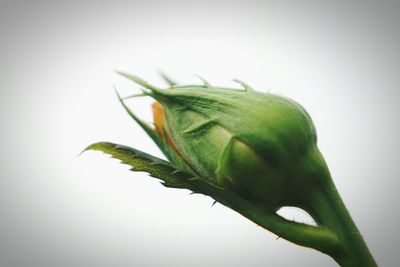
1;1;399;266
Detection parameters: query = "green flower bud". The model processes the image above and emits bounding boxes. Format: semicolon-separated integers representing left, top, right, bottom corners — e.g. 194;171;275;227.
118;72;328;208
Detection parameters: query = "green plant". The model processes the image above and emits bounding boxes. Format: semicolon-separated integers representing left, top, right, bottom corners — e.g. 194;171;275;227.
84;71;377;266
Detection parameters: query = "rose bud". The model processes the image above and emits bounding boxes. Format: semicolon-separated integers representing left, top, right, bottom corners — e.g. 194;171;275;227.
116;71;328;209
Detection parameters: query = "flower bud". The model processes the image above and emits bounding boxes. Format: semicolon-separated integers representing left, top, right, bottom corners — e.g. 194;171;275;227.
119;73;328;208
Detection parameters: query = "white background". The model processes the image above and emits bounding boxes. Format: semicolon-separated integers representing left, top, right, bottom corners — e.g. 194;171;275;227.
1;1;399;266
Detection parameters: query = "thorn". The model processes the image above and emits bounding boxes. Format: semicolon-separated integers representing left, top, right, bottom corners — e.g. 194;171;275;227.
121;92;148;100
233;79;254;91
276;236;281;240
158;70;178;87
114;70;169;98
211;200;217;207
194;75;212;88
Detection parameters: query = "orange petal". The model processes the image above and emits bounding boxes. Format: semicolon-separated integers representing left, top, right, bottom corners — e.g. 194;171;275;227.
151;101;183;158
152;101;165;137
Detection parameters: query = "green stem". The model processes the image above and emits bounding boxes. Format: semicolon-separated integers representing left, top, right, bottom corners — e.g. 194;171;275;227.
187;178;342;256
306;178;377;266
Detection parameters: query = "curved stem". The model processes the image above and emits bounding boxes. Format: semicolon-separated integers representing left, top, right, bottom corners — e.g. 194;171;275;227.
306;178;378;266
230;204;342;255
186;179;342;256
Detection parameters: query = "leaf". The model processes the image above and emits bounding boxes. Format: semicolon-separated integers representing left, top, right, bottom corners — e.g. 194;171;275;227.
83;142;195;190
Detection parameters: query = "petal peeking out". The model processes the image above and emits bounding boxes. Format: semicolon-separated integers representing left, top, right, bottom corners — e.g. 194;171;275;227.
151;101;186;169
152;101;165;138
